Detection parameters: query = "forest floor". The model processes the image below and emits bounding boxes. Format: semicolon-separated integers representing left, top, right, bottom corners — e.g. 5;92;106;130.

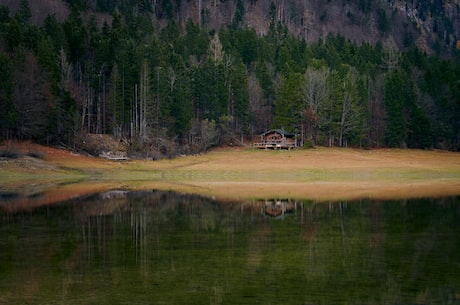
1;140;460;209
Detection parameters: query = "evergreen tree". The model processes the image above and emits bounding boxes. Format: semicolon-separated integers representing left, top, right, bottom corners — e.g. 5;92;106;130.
51;49;78;145
17;0;31;25
273;71;304;132
384;70;407;148
233;28;258;65
0;52;15;138
0;1;457;151
108;63;124;136
0;6;10;24
5;18;23;51
232;0;245;28
43;14;67;52
255;60;275;100
169;59;192;140
228;58;249;135
377;8;389;33
36;36;59;82
63;10;87;63
406;106;433;149
181;20;209;59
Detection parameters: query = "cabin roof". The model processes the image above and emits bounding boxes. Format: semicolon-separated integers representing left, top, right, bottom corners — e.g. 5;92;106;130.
261;129;296;137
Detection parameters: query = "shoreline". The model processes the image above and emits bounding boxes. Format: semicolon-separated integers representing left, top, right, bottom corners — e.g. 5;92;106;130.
1;141;460;206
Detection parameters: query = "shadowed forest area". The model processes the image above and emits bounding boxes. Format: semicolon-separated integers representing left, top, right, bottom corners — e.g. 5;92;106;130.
0;0;459;158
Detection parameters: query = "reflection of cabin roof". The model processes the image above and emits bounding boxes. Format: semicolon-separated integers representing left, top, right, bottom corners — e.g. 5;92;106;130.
261;199;296;219
261;129;296;138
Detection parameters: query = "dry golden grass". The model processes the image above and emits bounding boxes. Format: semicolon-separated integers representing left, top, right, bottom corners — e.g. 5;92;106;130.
137;147;460;200
1;141;460;205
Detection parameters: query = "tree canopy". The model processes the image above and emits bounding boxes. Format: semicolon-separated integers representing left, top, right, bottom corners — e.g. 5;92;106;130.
0;1;459;154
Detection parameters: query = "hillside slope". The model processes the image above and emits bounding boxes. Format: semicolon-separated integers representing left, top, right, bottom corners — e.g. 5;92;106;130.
1;0;459;55
0;0;459;153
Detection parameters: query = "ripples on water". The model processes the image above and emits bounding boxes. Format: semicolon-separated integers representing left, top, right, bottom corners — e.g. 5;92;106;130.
1;190;459;304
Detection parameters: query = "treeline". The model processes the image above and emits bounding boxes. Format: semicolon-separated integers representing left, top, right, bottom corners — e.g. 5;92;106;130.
0;0;459;154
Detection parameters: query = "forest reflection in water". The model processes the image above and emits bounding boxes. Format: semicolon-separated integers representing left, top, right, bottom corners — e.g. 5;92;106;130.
0;190;459;305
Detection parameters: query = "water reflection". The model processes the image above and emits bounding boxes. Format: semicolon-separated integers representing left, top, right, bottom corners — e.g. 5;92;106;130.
260;199;297;219
1;191;459;305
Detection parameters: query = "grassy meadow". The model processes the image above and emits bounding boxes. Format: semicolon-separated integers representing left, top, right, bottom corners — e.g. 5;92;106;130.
1;141;460;206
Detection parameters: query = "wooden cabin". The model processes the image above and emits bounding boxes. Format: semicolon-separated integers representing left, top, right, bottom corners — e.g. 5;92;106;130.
254;129;298;149
261;199;296;219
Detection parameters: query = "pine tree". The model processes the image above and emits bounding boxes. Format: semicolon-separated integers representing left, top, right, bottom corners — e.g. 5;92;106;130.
0;52;15;138
384;70;407;148
228;58;249;135
273;71;304;132
17;0;31;25
170;58;192;140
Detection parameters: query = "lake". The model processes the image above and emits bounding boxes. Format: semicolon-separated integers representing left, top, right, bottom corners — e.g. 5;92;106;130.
1;190;459;305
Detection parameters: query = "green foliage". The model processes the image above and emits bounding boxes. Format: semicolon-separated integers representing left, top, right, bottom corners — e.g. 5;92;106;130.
255;60;275;99
232;0;245;28
407;106;433;149
229;58;250;132
36;36;59;82
0;3;458;151
273;72;304;131
0;52;16;137
156;0;174;19
377;8;389;33
181;20;209;59
5;18;23;51
63;11;87;62
232;28;259;65
169;61;193;139
384;70;407;148
0;6;10;23
358;0;372;14
63;0;88;11
17;0;31;25
43;14;67;52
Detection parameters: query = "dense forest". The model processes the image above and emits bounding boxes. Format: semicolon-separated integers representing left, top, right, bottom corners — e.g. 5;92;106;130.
0;0;459;156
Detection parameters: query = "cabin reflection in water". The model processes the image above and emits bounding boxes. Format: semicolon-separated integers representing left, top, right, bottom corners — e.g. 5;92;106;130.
260;199;297;219
1;189;460;305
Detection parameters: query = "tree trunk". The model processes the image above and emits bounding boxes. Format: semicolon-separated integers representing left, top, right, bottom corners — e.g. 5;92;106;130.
198;0;202;24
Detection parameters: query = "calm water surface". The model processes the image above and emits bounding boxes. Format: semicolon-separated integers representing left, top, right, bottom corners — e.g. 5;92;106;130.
1;190;459;305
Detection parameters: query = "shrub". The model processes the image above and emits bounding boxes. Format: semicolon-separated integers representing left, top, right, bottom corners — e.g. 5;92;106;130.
303;140;315;149
0;150;22;159
27;151;44;159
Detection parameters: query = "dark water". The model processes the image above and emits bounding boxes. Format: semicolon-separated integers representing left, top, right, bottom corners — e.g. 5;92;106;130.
1;190;459;305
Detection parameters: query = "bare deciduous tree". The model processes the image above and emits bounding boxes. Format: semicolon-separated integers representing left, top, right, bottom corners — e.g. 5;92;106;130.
208;32;224;63
382;36;400;71
338;68;361;147
367;74;386;147
248;73;272;135
303;65;330;144
189;118;219;151
139;60;151;140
